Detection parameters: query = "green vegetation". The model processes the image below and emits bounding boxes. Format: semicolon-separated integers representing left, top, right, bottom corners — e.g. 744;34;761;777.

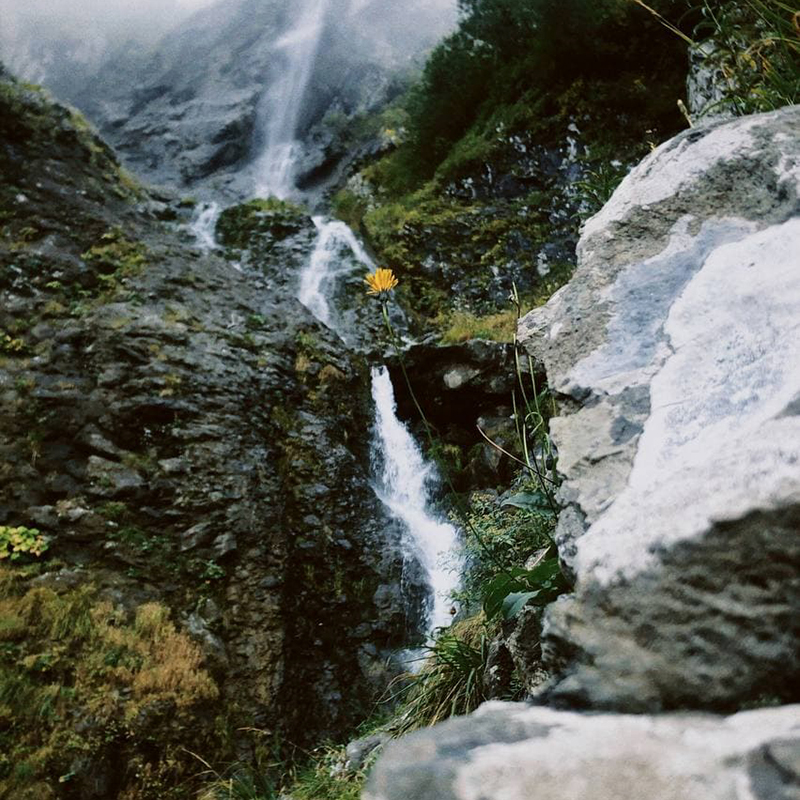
0;526;49;561
455;488;555;608
337;0;694;334
81;227;148;278
338;0;797;340
216;197;307;251
1;333;27;355
284;747;366;800
438;307;520;343
0;73;141;205
0;79;55;143
690;0;798;115
0;571;219;798
394;0;691;185
394;615;495;734
197;741;369;800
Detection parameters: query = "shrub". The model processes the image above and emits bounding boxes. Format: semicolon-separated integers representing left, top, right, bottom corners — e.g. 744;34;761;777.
401;0;691;177
693;0;799;115
455;488;555;607
0;526;49;561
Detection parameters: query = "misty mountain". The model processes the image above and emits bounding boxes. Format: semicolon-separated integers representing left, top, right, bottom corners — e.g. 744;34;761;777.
1;0;458;198
0;0;217;103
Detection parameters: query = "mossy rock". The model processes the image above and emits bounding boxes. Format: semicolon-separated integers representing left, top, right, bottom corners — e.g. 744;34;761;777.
0;570;221;798
216;198;309;250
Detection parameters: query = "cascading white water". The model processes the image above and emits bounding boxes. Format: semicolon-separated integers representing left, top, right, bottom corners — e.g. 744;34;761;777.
247;0;461;639
298;215;374;333
370;366;461;634
253;0;332;198
189;201;221;250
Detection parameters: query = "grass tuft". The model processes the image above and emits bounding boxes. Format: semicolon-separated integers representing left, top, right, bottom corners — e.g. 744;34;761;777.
393;615;494;735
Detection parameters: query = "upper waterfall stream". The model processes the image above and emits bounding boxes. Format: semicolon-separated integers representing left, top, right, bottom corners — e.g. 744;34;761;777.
253;0;332;198
189;201;221;250
183;0;461;642
298;216;374;339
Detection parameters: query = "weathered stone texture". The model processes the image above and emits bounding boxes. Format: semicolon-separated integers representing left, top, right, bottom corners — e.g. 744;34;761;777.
366;703;800;800
516;106;800;710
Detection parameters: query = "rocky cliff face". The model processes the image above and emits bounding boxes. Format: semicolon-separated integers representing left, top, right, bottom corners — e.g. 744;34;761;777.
0;67;421;796
366;105;800;799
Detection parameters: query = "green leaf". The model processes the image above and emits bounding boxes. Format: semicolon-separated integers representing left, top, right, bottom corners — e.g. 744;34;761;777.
482;557;568;619
483;572;526;618
500;491;550;511
520;557;562;587
501;591;541;620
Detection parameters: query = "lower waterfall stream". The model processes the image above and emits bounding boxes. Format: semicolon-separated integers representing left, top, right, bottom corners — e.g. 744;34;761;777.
296;215;461;638
370;366;461;635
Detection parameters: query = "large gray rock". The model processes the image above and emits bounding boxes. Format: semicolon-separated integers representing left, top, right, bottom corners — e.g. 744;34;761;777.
517;106;800;709
365;702;800;800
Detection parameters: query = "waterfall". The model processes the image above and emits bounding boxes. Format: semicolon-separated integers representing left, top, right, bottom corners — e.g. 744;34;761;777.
248;0;461;640
253;0;332;198
298;216;374;334
370;366;461;635
189;201;221;250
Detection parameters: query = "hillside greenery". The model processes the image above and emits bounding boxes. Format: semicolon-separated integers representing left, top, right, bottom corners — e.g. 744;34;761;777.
335;0;798;335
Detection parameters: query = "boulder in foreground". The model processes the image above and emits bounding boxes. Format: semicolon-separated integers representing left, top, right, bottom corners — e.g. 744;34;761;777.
365;702;800;800
517;105;800;709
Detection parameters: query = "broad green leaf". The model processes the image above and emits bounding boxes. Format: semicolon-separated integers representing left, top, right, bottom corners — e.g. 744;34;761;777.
500;491;551;511
482;557;568;618
483;572;526;618
501;591;541;620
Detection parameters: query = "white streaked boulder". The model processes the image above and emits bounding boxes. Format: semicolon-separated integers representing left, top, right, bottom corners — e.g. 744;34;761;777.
514;106;800;710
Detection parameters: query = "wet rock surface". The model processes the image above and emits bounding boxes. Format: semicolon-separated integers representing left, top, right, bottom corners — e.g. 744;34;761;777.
388;339;520;488
0;66;423;783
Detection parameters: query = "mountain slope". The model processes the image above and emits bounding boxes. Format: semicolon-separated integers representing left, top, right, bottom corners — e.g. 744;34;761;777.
0;65;419;799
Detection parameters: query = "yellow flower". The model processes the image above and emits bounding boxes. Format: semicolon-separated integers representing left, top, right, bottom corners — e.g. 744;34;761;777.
364;267;399;296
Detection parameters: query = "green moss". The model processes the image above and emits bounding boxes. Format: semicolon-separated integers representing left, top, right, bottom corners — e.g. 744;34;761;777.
0;570;219;798
1;333;28;355
216;198;308;251
82;227;148;277
98;502;128;521
437;307;519;343
0;79;53;141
